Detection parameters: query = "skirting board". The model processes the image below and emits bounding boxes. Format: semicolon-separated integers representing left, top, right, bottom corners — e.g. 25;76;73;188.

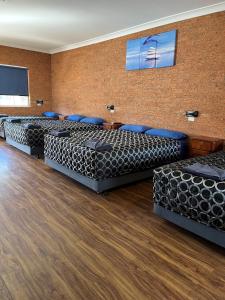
6;137;43;156
154;204;225;249
45;157;154;193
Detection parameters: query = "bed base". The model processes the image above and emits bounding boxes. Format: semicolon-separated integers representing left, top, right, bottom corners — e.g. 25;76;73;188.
45;157;154;193
0;130;5;139
154;204;225;248
6;137;43;157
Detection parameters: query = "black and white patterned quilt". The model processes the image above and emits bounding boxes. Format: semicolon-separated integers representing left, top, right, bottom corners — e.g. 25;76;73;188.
44;130;183;180
0;115;52;132
5;120;100;147
153;151;225;231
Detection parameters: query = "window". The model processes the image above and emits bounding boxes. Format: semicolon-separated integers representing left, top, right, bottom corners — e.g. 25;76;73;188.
0;65;29;107
0;95;29;107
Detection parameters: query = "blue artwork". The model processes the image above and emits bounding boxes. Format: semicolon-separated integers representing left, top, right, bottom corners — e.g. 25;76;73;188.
126;30;177;70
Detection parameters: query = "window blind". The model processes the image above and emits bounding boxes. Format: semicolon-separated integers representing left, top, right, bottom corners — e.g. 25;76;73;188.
0;65;28;96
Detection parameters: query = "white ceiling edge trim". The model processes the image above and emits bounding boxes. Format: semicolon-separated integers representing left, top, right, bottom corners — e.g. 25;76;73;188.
50;1;225;54
0;41;49;54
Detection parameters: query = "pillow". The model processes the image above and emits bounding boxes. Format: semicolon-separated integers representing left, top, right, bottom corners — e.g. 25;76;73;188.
42;111;60;118
67;114;85;122
145;128;187;140
80;117;104;125
119;124;151;133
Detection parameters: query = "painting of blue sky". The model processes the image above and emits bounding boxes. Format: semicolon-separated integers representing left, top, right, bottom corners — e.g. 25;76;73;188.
126;30;177;70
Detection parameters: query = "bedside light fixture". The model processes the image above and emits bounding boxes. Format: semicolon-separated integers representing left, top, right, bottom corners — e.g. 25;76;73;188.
185;111;199;122
36;99;44;106
185;111;199;118
106;104;115;113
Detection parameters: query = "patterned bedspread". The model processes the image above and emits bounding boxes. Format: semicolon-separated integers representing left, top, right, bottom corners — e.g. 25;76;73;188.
0;115;51;132
44;130;183;180
5;120;100;147
153;151;225;231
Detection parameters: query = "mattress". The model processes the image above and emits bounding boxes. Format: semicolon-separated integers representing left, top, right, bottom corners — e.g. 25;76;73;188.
44;130;183;180
153;151;225;232
5;119;100;147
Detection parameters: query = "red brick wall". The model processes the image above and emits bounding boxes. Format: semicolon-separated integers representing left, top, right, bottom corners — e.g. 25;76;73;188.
51;12;225;139
0;45;52;115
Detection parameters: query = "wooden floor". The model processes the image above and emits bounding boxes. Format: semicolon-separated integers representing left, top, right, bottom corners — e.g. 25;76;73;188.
0;139;224;300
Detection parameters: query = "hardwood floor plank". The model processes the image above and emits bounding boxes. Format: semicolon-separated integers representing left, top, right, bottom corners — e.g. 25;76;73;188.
0;140;225;300
0;276;13;300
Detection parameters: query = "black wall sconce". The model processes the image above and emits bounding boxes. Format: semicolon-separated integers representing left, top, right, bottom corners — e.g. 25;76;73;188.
106;104;115;113
36;99;44;106
185;111;199;118
185;111;199;122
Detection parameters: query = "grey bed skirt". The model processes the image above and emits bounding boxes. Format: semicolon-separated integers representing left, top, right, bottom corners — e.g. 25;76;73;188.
0;130;5;139
45;157;154;193
154;204;225;248
6;137;43;156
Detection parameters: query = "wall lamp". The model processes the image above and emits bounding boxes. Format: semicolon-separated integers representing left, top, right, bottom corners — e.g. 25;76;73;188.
36;99;44;106
106;104;115;113
185;111;199;121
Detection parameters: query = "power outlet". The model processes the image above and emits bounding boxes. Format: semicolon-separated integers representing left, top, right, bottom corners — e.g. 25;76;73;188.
188;116;195;122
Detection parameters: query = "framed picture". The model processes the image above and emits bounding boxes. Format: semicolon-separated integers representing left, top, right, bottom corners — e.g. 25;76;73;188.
126;30;177;70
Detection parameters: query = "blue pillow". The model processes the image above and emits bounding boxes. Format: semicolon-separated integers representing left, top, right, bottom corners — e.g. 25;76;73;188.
67;114;85;122
80;117;104;125
42;111;60;118
145;128;187;140
119;124;151;133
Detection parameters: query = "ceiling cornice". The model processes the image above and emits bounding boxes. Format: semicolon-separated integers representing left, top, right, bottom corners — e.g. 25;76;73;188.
50;2;225;54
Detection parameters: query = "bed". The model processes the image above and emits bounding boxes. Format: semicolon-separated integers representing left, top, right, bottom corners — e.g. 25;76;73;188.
5;119;100;156
44;129;186;193
153;151;225;248
0;115;53;139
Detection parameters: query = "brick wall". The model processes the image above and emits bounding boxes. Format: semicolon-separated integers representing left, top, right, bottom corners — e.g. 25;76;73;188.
0;45;52;115
51;12;225;139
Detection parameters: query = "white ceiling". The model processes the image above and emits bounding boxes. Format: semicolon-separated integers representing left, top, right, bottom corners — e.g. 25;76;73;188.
0;0;224;53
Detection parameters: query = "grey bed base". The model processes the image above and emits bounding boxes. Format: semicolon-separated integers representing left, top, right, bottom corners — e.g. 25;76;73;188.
154;204;225;249
0;130;5;139
6;137;43;156
45;157;154;193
